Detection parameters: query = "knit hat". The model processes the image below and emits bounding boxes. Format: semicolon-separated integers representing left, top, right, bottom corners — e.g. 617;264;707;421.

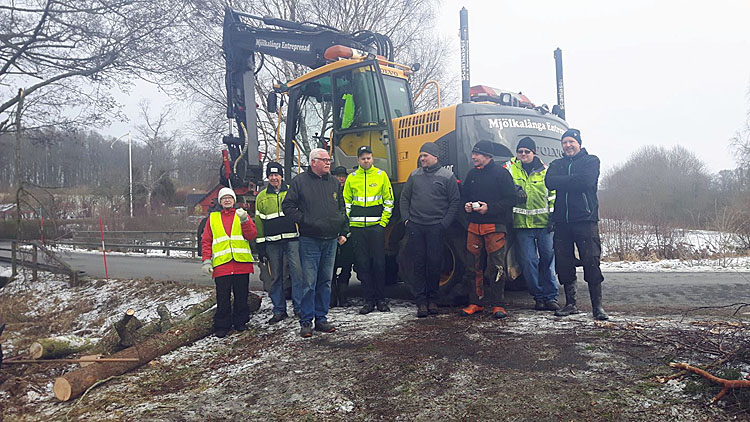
471;140;495;157
266;161;283;177
419;142;440;159
357;145;373;157
516;137;536;153
332;166;348;176
217;187;236;202
561;128;582;145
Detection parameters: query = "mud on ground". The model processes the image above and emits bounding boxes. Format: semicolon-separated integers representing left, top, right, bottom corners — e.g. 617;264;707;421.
1;274;749;421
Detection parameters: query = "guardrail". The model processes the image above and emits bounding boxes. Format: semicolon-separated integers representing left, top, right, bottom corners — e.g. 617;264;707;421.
63;230;198;258
0;241;82;287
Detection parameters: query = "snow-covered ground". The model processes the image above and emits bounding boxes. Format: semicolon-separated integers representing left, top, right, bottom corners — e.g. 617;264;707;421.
600;256;750;272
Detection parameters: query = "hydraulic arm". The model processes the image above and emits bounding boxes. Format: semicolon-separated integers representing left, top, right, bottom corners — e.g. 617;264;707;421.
221;7;393;189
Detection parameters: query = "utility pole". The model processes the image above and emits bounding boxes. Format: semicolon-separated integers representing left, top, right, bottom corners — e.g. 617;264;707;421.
14;88;24;241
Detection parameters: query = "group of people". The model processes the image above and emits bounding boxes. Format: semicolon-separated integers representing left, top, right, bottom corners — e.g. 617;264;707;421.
200;127;608;339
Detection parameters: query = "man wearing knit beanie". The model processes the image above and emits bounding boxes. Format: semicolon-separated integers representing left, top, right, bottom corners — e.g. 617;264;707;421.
545;128;608;320
400;142;460;317
504;136;559;312
256;161;301;325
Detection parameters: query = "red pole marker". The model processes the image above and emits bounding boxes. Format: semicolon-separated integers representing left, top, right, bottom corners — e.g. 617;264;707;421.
100;218;109;281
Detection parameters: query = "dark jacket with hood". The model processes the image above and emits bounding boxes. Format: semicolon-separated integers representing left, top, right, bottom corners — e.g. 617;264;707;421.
460;158;520;231
545;148;600;223
282;169;348;239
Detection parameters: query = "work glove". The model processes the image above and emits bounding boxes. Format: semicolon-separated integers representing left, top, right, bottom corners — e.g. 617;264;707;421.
235;208;249;223
547;222;555;233
515;185;527;203
257;243;268;260
202;260;213;276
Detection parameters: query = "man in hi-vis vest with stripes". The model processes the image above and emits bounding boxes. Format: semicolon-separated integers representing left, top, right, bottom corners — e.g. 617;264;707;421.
343;145;395;315
255;162;302;325
201;187;257;338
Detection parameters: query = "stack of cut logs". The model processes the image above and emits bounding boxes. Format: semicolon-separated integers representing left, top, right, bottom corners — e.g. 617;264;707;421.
1;293;261;402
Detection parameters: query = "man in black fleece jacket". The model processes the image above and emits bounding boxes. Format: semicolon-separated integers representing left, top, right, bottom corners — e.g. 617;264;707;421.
400;142;460;317
545;128;608;320
460;140;521;319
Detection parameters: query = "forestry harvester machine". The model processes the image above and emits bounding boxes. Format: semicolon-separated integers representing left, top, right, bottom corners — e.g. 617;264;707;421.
220;7;569;298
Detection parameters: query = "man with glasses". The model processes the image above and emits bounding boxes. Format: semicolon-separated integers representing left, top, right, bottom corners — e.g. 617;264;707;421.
344;145;395;315
282;148;349;337
504;137;559;311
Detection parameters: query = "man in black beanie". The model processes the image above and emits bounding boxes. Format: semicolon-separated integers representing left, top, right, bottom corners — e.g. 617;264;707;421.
255;161;303;324
545;128;608;320
400;142;460;317
460;140;521;319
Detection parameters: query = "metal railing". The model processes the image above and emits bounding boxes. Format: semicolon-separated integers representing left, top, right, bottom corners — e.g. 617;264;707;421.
0;241;82;287
53;230;198;257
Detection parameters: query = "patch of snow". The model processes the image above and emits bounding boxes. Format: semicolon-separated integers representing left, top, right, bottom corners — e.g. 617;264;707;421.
601;256;750;272
0;264;12;278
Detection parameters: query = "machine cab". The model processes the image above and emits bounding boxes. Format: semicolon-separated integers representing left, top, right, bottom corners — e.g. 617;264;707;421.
284;58;412;178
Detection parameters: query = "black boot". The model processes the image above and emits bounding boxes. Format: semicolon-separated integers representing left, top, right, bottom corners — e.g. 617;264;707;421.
588;282;609;320
338;277;350;307
330;277;340;308
555;283;580;317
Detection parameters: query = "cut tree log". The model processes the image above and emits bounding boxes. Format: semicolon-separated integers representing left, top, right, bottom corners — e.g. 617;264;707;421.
54;310;214;402
53;291;262;401
29;336;96;359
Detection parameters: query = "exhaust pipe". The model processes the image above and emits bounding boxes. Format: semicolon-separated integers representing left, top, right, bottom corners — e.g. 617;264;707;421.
553;48;566;120
460;8;470;103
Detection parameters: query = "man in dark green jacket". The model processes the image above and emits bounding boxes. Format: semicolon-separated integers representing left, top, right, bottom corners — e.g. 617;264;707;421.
545;128;608;320
255;162;302;324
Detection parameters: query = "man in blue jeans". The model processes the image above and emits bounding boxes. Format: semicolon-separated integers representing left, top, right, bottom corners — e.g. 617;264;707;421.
255;162;303;324
282;148;348;338
504;137;559;311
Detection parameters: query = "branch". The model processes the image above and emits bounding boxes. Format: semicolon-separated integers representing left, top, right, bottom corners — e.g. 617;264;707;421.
0;52;117;115
0;0;54;77
670;362;750;403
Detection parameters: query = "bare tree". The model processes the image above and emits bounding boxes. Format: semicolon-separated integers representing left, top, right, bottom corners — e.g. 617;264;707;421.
159;0;454;170
0;0;193;135
134;101;178;216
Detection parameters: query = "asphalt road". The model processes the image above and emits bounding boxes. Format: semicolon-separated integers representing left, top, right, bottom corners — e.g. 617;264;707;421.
2;242;749;311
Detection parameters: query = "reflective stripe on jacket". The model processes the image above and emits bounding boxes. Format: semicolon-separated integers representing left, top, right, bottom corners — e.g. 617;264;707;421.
504;157;555;229
254;184;299;244
343;165;394;227
210;212;254;267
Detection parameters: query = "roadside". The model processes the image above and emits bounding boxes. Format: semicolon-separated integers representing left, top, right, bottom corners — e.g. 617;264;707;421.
1;269;748;421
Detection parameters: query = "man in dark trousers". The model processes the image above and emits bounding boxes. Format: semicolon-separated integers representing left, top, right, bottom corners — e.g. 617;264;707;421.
331;165;354;307
400;142;460;317
344;145;394;315
545;128;608;320
460;140;521;319
282;148;348;338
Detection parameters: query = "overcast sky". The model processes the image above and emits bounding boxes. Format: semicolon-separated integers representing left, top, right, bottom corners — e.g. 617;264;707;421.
108;1;749;173
435;0;750;172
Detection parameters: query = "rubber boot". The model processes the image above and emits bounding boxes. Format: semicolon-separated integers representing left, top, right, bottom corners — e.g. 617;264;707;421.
330;277;340;308
338;277;351;307
588;282;609;320
554;283;580;317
